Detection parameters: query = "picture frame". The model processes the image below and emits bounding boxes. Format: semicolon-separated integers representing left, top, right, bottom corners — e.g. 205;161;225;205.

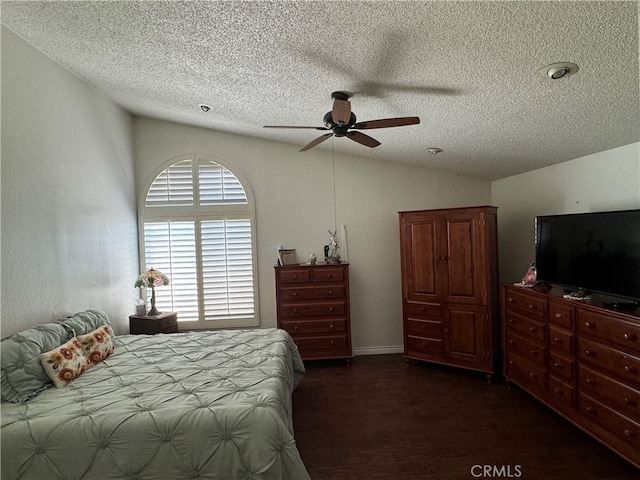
278;249;299;266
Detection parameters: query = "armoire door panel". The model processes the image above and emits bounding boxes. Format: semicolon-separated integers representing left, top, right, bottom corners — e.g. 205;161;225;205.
446;305;486;365
408;220;439;299
444;215;483;304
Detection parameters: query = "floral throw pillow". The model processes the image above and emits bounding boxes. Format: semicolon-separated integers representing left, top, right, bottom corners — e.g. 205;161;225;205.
40;338;88;388
77;325;115;366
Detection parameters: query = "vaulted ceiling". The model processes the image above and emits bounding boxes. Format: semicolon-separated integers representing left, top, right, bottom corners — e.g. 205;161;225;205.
2;1;639;180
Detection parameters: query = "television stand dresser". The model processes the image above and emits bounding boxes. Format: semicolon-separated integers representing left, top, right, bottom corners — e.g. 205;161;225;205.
503;283;640;468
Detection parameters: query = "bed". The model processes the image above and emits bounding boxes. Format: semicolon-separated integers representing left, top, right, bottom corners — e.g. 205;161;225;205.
1;310;311;480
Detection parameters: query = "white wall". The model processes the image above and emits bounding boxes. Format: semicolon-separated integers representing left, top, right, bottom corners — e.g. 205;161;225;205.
492;143;640;284
133;117;493;353
1;27;139;337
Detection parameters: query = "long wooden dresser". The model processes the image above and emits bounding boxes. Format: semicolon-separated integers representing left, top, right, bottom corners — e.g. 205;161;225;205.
503;284;640;468
275;263;352;361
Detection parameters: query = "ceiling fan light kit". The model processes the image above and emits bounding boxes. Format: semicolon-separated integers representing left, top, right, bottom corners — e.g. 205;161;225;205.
264;91;420;152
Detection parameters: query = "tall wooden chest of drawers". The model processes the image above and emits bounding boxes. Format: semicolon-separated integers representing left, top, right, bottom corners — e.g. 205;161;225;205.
503;284;640;468
275;263;352;361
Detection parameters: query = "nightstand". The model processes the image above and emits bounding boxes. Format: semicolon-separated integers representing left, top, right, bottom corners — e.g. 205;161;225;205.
129;312;178;334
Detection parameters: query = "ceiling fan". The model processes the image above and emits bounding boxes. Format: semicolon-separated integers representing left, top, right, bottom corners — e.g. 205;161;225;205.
263;91;420;152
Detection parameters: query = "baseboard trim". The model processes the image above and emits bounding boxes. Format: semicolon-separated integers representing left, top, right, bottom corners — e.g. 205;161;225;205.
353;345;404;356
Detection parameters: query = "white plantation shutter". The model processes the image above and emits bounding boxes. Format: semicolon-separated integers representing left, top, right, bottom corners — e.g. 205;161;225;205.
145;159;194;206
201;219;254;320
143;221;199;321
139;154;257;328
198;159;247;205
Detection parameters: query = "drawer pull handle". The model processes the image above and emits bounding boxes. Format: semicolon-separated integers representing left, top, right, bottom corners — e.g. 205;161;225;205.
585;322;595;329
508;297;514;303
293;325;298;330
553;387;561;394
508;360;515;366
326;274;332;278
328;307;334;312
623;397;636;406
530;349;538;357
420;307;426;312
585;377;594;384
585;406;595;413
329;324;334;329
554;337;563;344
328;290;333;295
330;340;335;345
623;365;637;374
293;308;298;314
508;318;515;324
529;372;537;379
292;292;297;297
555;313;562;318
585;350;595;357
528;304;536;310
529;326;537;332
623;333;637;341
508;339;514;345
623;429;635;438
553;362;561;368
293;275;297;280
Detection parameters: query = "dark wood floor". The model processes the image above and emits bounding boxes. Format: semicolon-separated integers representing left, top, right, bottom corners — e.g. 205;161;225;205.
292;354;638;480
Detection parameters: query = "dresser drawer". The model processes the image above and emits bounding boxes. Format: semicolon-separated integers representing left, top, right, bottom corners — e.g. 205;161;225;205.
578;310;640;351
580;364;640;422
580;392;640;449
504;309;546;343
281;301;345;318
294;334;348;352
505;331;546;367
405;301;442;318
580;338;640;387
549;376;575;408
549;350;575;381
505;352;547;392
549;300;574;330
549;325;575;356
282;318;346;336
406;335;444;356
504;288;546;319
312;267;345;283
406;318;442;338
278;268;311;284
279;285;345;301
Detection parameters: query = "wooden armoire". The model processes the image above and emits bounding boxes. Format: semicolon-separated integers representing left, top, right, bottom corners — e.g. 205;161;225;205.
399;206;500;379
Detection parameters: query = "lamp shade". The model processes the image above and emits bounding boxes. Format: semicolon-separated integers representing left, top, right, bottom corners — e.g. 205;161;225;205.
135;269;170;316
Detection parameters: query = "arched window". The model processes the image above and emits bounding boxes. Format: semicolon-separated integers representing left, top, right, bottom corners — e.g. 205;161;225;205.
138;154;258;329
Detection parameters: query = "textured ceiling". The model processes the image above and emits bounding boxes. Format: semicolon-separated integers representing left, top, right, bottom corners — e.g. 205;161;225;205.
2;1;639;180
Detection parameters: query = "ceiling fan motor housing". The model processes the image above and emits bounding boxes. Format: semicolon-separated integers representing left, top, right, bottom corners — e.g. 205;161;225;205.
323;111;356;133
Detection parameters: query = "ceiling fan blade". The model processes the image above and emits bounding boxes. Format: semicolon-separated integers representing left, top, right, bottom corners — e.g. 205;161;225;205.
352;116;420;130
299;133;333;151
332;99;351;125
345;131;381;148
263;125;328;130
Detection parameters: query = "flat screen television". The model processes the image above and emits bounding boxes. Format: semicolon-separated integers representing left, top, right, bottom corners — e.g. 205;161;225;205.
535;209;640;302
